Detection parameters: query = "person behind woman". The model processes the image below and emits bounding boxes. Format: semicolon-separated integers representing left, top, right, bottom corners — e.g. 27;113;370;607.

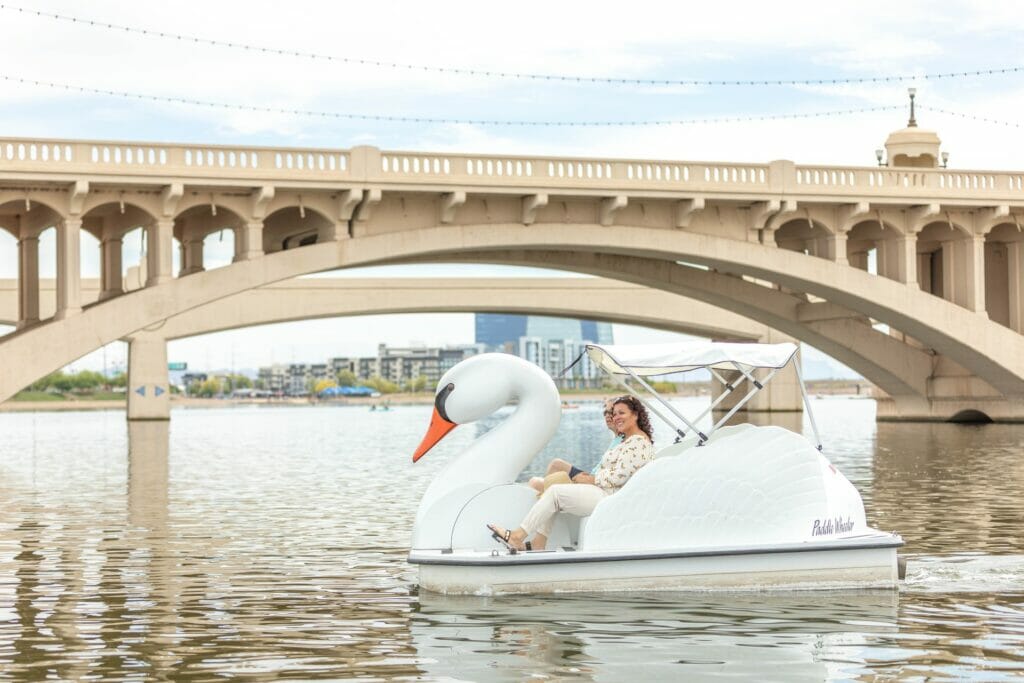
528;397;622;495
489;395;655;551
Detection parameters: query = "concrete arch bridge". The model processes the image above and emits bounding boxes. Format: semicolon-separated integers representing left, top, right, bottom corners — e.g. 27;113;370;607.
1;126;1023;421
0;275;795;419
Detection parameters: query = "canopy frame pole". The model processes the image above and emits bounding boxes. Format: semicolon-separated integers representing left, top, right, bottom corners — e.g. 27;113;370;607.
599;347;707;442
608;373;686;441
793;361;823;451
703;365;783;444
690;369;751;426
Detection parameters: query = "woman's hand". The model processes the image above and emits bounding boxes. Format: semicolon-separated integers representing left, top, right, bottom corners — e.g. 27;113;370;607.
572;472;596;485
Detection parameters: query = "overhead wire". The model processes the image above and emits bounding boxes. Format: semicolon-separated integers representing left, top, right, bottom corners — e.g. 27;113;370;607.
0;73;907;126
2;3;1023;88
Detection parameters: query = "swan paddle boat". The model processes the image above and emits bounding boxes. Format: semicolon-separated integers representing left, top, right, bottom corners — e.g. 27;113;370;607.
408;341;903;595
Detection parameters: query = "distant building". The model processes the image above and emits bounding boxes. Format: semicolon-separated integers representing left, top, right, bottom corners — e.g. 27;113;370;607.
260;344;483;396
476;313;613;387
258;364;287;395
377;343;484;385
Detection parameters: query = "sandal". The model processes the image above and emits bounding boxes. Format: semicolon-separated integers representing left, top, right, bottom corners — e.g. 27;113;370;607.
486;523;531;553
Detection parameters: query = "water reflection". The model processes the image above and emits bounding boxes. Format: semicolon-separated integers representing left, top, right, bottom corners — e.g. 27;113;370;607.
870;421;1024;555
0;402;1023;680
414;590;898;681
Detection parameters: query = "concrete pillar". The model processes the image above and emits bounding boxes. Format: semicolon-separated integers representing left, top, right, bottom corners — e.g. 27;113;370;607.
824;230;848;265
893;233;918;285
16;234;40;327
941;243;955;302
1008;241;1024;333
127;331;170;421
233;220;264;262
180;237;205;275
877;234;917;284
145;220;175;286
98;236;124;301
54;217;82;320
955;235;987;313
317;220;348;243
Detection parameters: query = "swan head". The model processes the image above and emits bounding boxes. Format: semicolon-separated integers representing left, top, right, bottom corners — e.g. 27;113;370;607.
411;353;539;462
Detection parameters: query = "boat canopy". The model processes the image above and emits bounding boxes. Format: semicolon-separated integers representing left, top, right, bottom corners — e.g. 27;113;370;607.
568;340;821;451
584;341;798;377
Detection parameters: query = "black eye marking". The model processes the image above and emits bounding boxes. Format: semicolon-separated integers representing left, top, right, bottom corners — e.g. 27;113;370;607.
435;383;455;422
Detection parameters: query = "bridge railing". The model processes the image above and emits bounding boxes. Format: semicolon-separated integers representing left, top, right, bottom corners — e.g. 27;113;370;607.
3;135;1024;200
0;137;351;179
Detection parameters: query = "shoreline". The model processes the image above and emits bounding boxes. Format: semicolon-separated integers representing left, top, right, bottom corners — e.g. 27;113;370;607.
0;383;873;413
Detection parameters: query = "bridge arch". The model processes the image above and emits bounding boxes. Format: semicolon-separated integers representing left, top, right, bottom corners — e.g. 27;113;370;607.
264;205;333;253
2;223;1023;409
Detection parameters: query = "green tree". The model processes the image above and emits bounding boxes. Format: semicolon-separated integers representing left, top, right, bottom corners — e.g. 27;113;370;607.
198;378;221;397
51;373;74;393
314;378;337;394
228;374;252;389
336;369;358;387
70;370;105;392
364;375;399;394
30;372;57;392
404;375;428;393
109;372;127;388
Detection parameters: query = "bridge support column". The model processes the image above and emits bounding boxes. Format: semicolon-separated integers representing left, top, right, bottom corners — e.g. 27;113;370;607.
1008;242;1024;333
127;331;170;421
180;237;204;275
16;234;40;328
876;353;1024;422
54;217;82;320
233;221;264;262
145;220;174;286
711;332;802;415
879;233;918;285
953;234;987;313
98;235;124;301
823;229;849;265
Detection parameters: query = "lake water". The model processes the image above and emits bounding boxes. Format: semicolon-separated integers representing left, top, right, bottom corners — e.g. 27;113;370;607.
1;399;1022;680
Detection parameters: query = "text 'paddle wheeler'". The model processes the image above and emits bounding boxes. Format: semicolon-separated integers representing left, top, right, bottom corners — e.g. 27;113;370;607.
408;341;903;595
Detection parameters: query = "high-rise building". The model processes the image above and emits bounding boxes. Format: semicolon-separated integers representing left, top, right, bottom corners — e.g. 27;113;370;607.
474;314;528;349
475;314;614;387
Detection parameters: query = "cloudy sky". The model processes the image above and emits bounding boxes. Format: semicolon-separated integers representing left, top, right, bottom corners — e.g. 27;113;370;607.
1;1;1023;375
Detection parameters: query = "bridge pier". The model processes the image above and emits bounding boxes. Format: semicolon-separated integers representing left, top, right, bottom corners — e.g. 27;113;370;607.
711;332;803;415
875;354;1024;422
16;233;40;328
126;331;170;421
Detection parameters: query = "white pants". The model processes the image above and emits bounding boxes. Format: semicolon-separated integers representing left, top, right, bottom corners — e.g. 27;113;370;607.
520;483;608;537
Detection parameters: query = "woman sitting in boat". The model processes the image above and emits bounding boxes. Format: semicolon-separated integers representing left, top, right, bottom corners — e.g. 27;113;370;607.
528;397;622;495
488;395;655;552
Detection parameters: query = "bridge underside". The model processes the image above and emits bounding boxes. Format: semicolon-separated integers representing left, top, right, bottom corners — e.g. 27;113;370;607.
3;148;1024;425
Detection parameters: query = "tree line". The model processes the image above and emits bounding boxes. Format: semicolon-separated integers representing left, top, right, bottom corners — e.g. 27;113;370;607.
29;370;127;393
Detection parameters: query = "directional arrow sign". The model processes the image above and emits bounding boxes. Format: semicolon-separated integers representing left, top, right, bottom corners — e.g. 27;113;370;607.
135;386;146;397
154;386;165;397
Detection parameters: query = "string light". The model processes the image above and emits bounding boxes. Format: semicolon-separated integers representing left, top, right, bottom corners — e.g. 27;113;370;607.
2;3;1022;88
0;73;905;127
919;105;1023;129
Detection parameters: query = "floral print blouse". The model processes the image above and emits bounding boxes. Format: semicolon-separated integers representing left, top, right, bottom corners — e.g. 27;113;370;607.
594;434;654;494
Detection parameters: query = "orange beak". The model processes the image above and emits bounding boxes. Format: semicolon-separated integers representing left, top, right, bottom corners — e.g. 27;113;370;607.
412;407;457;462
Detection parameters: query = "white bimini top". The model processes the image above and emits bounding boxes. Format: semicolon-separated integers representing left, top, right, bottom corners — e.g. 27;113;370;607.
584;341;798;377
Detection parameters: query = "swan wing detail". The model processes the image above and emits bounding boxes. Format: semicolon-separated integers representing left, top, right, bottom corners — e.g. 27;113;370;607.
581;426;867;551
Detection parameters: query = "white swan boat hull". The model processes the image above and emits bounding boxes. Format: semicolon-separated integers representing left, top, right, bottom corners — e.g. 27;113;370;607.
411;532;903;595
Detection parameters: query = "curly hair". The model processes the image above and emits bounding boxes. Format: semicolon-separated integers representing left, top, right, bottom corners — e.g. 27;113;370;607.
612;395;654;444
